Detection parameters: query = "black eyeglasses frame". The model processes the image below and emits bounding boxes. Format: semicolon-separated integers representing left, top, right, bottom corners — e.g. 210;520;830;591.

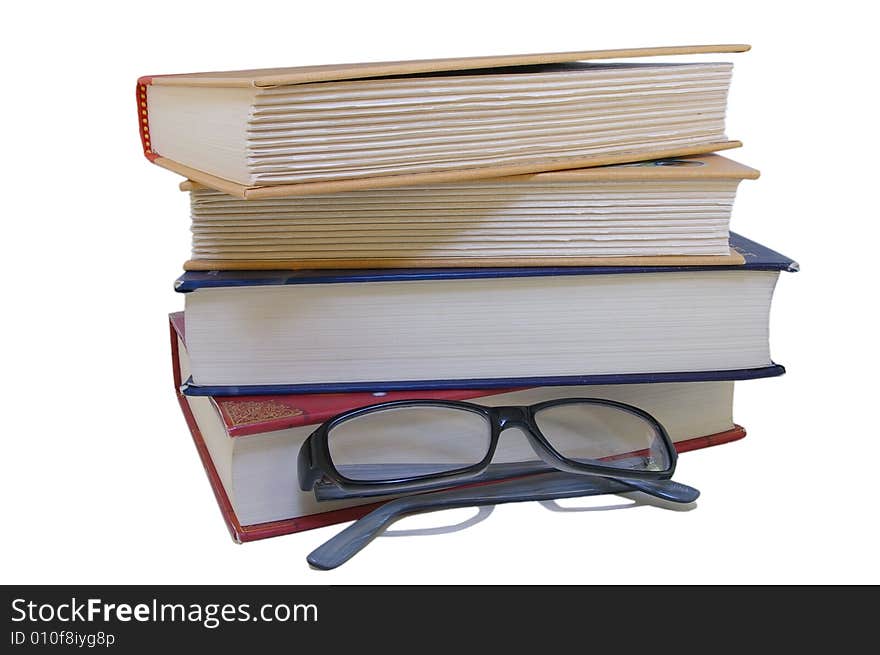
298;397;677;496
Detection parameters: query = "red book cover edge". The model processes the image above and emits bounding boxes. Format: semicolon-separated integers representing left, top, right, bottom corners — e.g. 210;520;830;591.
136;80;157;162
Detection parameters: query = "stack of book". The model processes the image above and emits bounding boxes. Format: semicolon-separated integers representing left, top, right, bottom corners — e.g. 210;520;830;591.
138;45;796;542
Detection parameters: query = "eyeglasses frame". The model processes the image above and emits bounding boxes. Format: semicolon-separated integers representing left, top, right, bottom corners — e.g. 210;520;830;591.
298;397;677;496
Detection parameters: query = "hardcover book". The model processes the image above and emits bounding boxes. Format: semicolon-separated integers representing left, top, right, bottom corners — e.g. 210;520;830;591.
169;313;747;542
138;44;747;199
175;233;796;396
183;154;756;270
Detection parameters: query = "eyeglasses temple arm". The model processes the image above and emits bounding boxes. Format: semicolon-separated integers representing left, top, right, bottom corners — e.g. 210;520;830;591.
307;472;696;570
616;478;699;503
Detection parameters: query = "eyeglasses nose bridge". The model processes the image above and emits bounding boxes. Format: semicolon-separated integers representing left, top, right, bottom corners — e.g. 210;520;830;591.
493;405;531;430
492;406;567;471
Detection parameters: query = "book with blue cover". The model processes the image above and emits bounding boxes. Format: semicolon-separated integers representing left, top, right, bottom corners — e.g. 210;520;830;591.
175;233;797;396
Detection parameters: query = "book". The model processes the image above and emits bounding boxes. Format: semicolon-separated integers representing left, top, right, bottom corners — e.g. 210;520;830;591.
138;44;747;199
183;154;756;270
175;233;796;396
170;313;747;542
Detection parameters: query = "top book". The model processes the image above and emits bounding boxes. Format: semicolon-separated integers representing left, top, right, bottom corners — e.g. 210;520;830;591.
137;45;748;199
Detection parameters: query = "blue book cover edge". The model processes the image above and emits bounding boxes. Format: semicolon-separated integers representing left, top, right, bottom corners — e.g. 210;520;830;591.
174;232;800;292
180;364;787;397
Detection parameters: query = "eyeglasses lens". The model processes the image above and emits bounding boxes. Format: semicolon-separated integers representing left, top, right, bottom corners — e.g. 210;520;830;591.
533;402;670;472
328;405;492;482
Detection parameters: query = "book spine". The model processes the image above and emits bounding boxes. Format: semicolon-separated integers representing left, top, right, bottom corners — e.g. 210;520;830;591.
136;78;157;162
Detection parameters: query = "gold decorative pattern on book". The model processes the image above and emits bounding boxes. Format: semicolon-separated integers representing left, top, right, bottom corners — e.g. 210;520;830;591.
223;400;305;426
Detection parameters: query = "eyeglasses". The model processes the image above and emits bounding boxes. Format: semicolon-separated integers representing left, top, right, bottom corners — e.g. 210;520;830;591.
298;397;677;498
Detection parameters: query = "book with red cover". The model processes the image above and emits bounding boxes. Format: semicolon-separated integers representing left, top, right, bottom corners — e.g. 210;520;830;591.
169;312;746;543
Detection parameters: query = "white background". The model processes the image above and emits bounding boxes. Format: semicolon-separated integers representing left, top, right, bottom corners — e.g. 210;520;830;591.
2;0;878;585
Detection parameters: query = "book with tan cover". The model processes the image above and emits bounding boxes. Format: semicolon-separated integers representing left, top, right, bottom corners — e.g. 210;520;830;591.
182;154;756;270
138;44;748;199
